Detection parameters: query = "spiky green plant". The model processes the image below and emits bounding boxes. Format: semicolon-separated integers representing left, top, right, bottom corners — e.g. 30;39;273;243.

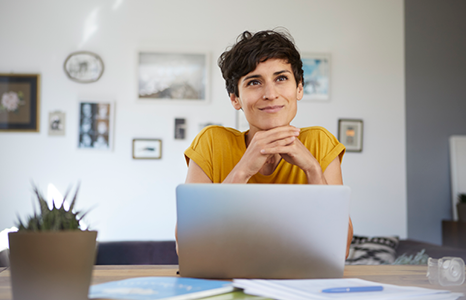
16;183;90;231
459;194;466;204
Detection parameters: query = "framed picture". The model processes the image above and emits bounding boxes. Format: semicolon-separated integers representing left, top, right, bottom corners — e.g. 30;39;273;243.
138;51;209;102
48;111;66;136
0;74;40;132
338;119;363;152
174;118;186;140
64;51;104;83
132;139;162;159
301;53;330;101
78;101;113;150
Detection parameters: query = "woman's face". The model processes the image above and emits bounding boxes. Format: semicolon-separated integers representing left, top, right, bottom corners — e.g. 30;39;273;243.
230;58;303;133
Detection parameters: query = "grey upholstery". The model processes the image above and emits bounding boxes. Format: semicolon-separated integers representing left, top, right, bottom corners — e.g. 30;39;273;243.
396;239;466;262
95;241;178;265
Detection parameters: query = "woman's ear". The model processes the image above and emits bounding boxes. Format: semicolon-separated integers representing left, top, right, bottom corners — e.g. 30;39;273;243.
230;93;242;110
296;82;304;101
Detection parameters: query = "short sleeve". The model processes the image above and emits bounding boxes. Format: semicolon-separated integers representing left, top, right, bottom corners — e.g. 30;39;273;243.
300;127;346;173
184;126;215;181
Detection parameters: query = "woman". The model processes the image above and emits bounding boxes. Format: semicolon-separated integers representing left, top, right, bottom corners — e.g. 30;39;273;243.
179;29;353;257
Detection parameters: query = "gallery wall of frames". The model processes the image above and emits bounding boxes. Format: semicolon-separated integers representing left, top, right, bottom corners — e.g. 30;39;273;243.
1;51;345;153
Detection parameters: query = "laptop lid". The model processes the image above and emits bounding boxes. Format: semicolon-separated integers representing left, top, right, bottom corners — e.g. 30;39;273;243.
176;184;351;279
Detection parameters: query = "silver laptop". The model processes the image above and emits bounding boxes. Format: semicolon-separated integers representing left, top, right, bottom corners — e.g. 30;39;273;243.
176;184;351;279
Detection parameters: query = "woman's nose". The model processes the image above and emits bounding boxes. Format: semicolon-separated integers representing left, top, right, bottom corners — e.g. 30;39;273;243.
262;83;278;100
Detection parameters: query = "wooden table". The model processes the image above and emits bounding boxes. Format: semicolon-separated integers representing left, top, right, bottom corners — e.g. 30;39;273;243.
1;265;465;299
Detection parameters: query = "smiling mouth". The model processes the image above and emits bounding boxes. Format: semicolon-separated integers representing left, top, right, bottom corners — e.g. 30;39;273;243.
259;105;284;113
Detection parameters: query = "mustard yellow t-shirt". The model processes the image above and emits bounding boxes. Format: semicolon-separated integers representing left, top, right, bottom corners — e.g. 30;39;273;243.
184;126;345;183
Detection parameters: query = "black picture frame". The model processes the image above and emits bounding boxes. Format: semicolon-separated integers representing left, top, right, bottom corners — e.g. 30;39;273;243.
0;74;40;132
174;118;186;140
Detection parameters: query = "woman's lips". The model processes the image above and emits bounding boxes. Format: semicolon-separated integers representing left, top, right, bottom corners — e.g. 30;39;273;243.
259;105;284;113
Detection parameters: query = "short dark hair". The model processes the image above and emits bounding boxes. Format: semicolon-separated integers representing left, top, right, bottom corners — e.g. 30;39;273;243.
218;29;304;97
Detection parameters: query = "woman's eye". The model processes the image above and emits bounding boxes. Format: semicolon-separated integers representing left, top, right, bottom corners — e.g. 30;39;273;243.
247;80;260;86
276;75;288;82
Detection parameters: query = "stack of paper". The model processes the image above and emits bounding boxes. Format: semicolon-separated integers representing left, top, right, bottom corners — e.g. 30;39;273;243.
233;278;464;300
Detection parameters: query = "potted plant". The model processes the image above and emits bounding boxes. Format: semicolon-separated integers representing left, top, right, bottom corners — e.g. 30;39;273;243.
8;184;97;300
458;193;466;222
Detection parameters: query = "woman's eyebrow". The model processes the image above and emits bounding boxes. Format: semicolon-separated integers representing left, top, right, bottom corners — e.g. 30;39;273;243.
242;74;261;82
242;70;291;82
274;70;291;76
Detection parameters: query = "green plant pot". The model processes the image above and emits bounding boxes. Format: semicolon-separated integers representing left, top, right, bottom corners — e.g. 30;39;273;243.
8;230;97;300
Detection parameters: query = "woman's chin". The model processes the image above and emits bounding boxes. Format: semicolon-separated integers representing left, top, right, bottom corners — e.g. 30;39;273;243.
261;121;291;130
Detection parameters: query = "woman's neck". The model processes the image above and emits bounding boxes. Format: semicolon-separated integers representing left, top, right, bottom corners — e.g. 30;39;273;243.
245;128;256;147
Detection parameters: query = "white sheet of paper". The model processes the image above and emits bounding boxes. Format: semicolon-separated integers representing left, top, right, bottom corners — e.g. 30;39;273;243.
233;278;463;300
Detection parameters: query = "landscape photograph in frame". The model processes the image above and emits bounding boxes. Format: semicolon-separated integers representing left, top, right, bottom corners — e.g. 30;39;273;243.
138;52;208;102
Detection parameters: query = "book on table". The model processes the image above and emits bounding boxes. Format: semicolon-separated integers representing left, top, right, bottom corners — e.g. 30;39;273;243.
88;277;235;300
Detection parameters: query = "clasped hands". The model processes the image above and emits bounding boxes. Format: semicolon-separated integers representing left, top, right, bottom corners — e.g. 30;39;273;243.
232;125;325;184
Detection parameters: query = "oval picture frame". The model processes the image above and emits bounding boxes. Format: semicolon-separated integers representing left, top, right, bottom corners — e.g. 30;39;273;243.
63;51;104;83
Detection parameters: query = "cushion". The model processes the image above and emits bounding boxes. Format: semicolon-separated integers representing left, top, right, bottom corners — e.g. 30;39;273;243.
346;235;399;265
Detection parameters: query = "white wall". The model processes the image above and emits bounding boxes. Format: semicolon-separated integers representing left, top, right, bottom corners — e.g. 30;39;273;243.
0;0;406;241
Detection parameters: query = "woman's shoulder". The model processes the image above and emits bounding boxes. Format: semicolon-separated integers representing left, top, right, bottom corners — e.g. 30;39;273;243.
300;126;334;137
195;125;244;141
299;126;340;144
199;125;243;135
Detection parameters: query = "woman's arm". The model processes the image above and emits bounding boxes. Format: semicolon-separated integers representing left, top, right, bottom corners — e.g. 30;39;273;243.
323;156;343;184
185;160;213;183
324;156;353;258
